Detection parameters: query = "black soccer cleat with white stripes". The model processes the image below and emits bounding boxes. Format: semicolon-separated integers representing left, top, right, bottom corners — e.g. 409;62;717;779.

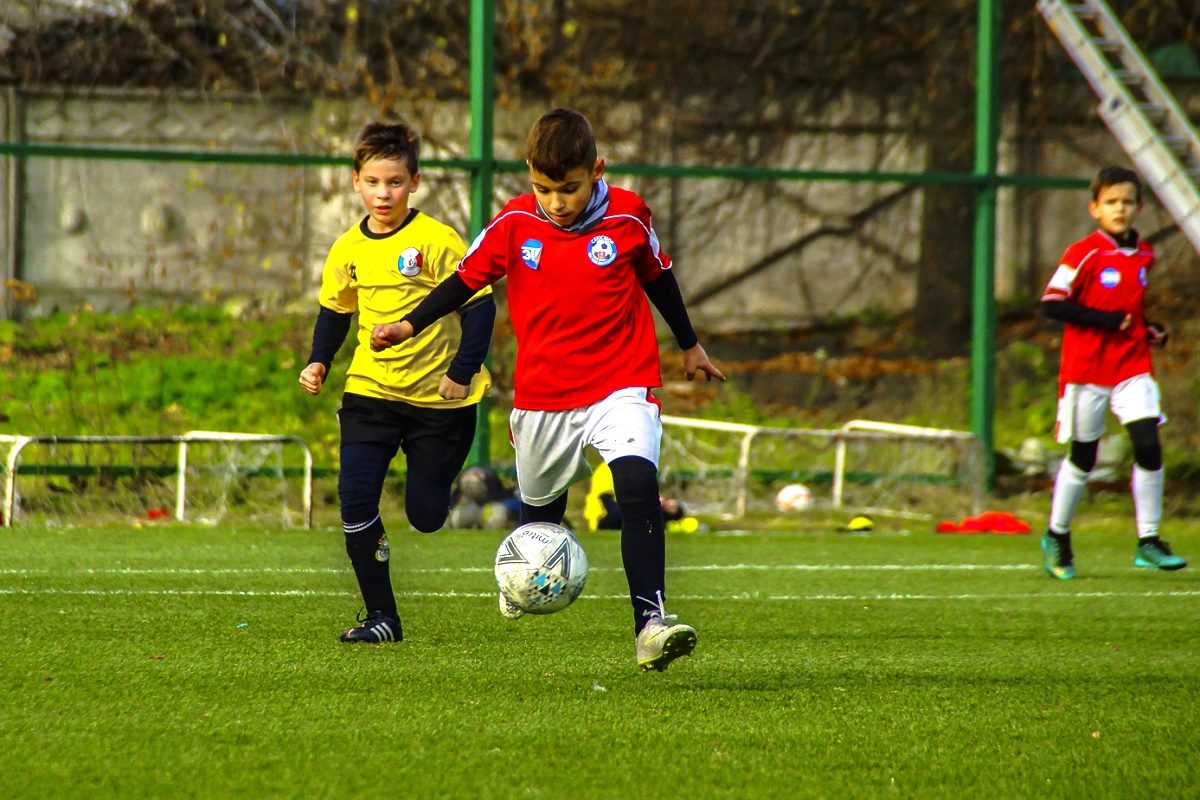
340;610;403;643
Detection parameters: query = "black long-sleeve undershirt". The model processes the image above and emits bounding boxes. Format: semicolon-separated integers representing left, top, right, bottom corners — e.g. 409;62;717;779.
642;269;698;350
307;293;495;382
1041;299;1125;331
403;273;476;337
446;295;496;384
307;305;353;370
403;269;698;350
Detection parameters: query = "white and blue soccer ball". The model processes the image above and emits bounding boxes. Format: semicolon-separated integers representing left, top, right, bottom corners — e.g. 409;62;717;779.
494;522;588;615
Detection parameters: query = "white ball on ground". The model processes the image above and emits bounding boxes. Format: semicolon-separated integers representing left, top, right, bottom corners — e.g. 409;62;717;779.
494;522;588;615
775;483;814;512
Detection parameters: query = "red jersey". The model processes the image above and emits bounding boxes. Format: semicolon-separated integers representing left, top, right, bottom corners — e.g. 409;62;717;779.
1042;229;1155;390
456;185;670;411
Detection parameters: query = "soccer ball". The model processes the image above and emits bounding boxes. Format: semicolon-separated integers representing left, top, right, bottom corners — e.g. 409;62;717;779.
775;483;813;512
494;522;588;615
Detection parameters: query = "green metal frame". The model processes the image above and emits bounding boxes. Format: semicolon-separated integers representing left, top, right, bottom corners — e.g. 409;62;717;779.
466;0;496;467
973;0;1001;488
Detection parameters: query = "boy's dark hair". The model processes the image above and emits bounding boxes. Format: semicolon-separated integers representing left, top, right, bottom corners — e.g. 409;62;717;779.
525;108;597;181
1091;166;1142;202
353;122;420;174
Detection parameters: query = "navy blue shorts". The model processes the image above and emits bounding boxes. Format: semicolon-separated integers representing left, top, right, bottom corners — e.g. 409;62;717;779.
338;392;477;485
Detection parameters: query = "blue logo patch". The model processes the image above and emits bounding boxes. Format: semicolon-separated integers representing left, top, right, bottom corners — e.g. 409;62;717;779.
520;239;543;270
587;235;617;266
1139;266;1147;286
1099;267;1121;288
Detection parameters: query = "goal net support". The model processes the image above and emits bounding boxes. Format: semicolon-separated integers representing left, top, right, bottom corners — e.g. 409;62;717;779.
658;415;986;520
1;431;312;528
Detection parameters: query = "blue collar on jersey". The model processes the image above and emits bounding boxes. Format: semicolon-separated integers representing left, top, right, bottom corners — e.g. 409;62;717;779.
541;179;610;233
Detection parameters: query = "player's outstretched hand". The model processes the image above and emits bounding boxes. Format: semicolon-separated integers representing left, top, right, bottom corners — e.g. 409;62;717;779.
298;362;327;395
370;321;414;352
682;343;726;382
1146;321;1168;348
439;375;470;400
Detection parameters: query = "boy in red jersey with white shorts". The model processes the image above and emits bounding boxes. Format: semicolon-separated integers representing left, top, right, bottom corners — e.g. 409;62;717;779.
1040;165;1185;579
370;108;725;671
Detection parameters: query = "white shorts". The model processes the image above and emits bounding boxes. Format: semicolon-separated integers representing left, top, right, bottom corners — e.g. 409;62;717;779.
509;387;662;505
1055;374;1165;444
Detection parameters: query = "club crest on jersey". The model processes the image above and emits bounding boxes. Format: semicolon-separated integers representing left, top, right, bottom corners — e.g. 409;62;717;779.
1139;266;1148;286
1099;267;1120;288
520;239;543;270
397;247;423;277
587;235;617;266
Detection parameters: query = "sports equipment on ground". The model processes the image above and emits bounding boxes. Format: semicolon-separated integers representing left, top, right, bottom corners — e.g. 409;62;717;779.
636;616;698;672
1041;530;1076;580
1134;538;1187;571
775;483;813;512
844;515;874;532
448;499;483;529
657;415;985;521
457;465;498;504
1;431;311;528
494;522;588;615
340;610;403;643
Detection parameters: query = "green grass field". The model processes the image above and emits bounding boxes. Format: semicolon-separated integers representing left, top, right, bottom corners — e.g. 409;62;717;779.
2;507;1198;799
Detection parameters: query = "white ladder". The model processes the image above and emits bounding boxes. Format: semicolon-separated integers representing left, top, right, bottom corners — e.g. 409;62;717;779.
1038;0;1200;254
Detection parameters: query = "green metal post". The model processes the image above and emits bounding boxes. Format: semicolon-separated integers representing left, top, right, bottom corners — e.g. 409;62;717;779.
972;0;1001;489
467;0;496;467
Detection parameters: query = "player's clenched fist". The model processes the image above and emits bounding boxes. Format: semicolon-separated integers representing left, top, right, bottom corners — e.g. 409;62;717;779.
370;321;414;351
298;362;327;395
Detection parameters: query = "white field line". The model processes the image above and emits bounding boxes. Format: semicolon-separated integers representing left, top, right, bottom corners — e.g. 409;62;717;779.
1;587;1199;602
0;563;1037;577
3;563;1196;602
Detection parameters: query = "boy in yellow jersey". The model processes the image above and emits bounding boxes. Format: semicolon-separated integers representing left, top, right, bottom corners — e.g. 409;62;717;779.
299;122;494;643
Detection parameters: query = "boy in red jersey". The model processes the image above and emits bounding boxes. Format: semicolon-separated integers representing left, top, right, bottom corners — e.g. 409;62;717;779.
370;108;725;671
1040;166;1185;579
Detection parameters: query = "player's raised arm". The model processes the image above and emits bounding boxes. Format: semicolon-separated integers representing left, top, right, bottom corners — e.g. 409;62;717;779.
370;272;478;351
1042;297;1128;331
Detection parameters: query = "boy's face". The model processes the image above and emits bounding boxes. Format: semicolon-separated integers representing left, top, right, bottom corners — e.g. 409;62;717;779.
353;157;420;233
528;159;604;228
1088;181;1141;237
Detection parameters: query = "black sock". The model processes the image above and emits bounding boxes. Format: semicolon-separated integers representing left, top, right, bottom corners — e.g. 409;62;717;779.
520;493;568;524
344;516;397;619
610;456;666;634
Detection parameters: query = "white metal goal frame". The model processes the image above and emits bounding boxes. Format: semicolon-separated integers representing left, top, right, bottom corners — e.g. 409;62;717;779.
659;415;985;518
0;431;313;528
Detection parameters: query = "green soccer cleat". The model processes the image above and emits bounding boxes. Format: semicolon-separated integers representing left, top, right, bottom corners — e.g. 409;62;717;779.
1041;530;1076;580
1134;538;1187;571
636;615;697;672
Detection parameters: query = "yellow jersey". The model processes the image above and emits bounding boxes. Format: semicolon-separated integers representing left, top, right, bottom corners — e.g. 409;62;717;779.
319;211;492;407
582;461;616;532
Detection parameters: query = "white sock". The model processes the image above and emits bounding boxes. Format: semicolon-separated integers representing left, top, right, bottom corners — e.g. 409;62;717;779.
1132;465;1163;539
1049;459;1089;534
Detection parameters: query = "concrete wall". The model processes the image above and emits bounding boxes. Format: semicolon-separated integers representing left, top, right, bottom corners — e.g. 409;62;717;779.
1;87;1196;331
